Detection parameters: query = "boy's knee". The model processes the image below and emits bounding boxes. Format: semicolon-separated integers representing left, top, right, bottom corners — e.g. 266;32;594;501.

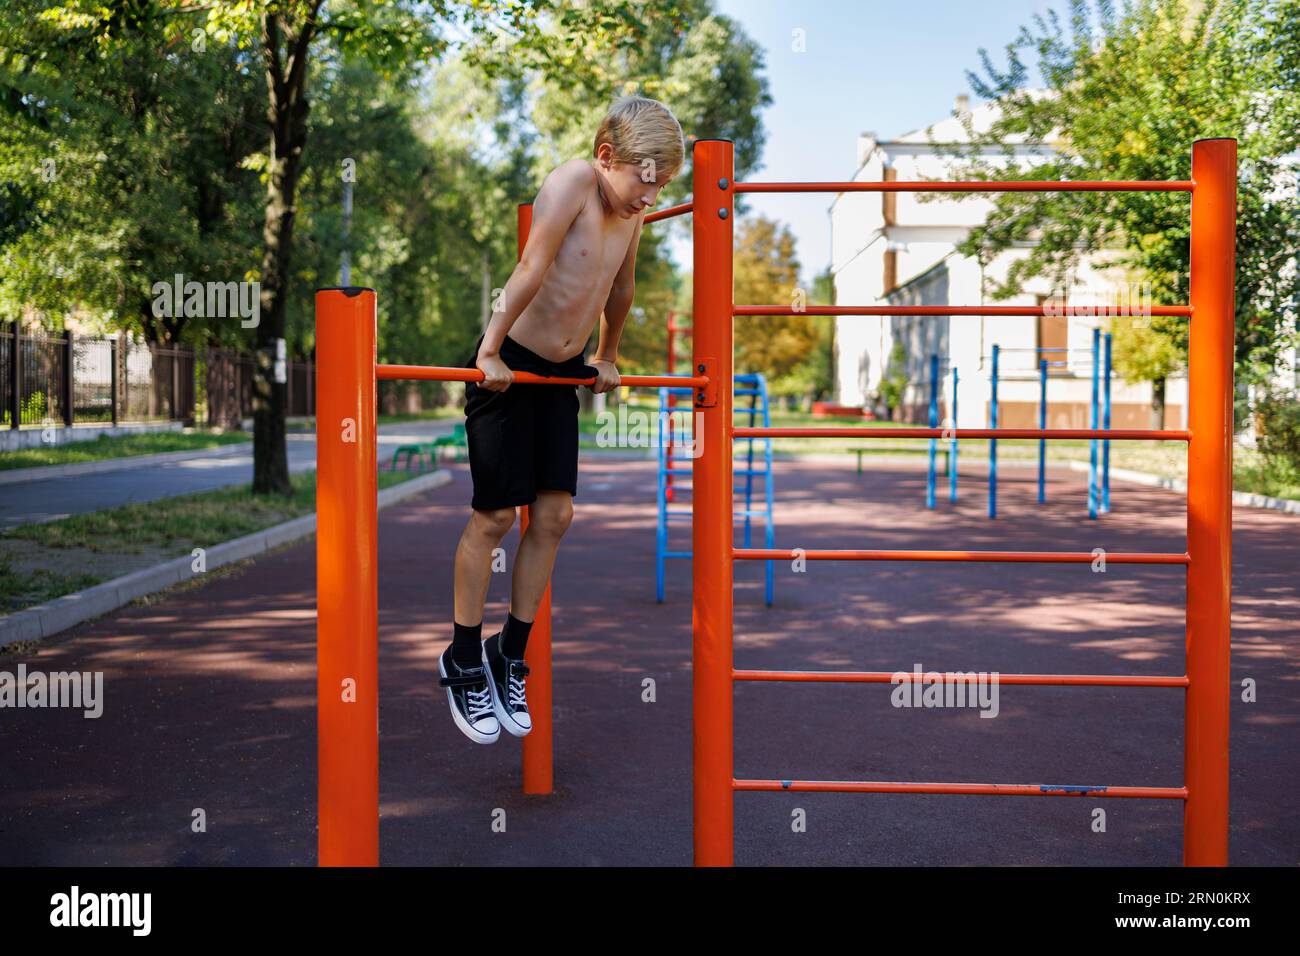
470;506;517;541
530;495;573;536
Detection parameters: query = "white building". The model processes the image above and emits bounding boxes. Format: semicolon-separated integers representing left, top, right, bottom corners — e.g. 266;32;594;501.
830;97;1187;430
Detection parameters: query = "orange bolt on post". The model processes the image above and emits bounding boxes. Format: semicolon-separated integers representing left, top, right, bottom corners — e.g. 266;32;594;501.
692;139;735;866
517;201;554;796
315;287;380;866
1185;138;1236;866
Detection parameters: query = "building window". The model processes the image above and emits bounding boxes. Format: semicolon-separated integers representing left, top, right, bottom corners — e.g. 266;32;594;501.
1036;295;1068;375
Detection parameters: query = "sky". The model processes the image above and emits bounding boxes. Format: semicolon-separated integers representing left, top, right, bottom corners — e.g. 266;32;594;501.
664;0;1061;283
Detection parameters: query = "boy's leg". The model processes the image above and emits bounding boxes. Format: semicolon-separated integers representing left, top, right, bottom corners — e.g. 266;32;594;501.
510;490;574;622
453;506;518;627
495;375;582;661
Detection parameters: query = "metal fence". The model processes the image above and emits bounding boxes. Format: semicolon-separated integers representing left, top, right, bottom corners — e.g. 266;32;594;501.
2;323;316;429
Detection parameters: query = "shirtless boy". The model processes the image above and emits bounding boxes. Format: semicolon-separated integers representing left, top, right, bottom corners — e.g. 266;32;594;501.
440;96;685;744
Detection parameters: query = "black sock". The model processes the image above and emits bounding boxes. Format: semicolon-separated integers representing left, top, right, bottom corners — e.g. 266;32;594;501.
500;612;533;660
451;621;483;669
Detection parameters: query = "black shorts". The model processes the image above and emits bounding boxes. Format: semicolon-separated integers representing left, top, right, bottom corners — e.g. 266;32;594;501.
462;333;599;511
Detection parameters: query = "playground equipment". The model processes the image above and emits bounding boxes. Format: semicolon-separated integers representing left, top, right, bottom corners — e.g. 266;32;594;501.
390;422;467;473
656;372;775;605
979;331;1115;518
314;137;1235;868
663;310;691;503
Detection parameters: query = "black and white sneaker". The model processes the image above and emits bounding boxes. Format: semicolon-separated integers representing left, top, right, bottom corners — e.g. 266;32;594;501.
482;632;532;736
439;644;500;744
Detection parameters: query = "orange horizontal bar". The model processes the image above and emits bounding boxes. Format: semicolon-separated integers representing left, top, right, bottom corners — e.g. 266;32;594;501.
734;779;1189;799
733;426;1189;441
735;304;1191;317
733;548;1190;564
645;201;692;223
376;364;706;388
734;180;1194;194
733;670;1189;687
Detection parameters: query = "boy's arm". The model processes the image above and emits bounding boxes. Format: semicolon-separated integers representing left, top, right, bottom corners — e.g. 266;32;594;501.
477;163;590;389
588;215;643;392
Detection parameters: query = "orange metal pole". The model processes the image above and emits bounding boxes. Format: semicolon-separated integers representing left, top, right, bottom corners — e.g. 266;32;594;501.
733;548;1188;564
735;304;1191;317
514;202;554;796
377;364;702;388
1185;138;1236;866
733;670;1189;687
735;780;1188;799
733;426;1186;441
315;287;379;866
692;139;735;866
645;200;694;223
734;179;1194;193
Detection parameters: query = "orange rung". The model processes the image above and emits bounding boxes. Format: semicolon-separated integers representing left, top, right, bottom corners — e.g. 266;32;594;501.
732;426;1189;441
734;779;1189;799
733;548;1189;565
733;670;1190;688
646;201;693;223
376;363;705;388
735;304;1191;317
734;180;1194;193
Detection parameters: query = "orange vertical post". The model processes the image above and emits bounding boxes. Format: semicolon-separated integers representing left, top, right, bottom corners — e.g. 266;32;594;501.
692;139;735;866
315;287;380;866
1185;138;1236;866
517;202;554;795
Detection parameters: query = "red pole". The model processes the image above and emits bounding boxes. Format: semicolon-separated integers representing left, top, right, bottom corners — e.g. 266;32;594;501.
1184;138;1236;866
516;202;554;795
315;287;379;866
692;139;735;866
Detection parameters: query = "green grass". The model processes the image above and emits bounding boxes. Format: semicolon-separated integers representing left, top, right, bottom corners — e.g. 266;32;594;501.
0;468;422;616
0;557;102;615
4;468;420;554
0;430;251;471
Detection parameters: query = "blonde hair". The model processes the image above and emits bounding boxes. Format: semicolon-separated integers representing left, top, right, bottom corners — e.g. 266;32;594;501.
593;95;685;184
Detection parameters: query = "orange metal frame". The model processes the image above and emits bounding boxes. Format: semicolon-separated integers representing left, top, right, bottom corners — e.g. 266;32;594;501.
315;138;1234;867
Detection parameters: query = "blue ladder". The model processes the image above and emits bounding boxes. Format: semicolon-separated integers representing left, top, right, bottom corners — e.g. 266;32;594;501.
656;372;776;605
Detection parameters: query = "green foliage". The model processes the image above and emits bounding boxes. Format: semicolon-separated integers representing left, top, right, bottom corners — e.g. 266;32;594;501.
731;216;820;388
1252;387;1300;478
23;390;47;423
877;340;909;419
939;0;1300;401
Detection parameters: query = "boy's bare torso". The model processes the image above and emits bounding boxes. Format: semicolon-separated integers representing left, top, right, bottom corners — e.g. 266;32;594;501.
506;160;642;364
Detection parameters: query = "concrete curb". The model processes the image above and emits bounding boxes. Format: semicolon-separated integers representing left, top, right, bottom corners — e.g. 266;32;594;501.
0;441;253;486
0;469;452;649
1063;460;1300;516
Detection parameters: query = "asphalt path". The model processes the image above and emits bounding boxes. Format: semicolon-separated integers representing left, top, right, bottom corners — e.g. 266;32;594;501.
0;421;459;529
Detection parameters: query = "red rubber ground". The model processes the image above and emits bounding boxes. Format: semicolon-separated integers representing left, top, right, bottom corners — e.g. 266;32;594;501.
0;457;1294;865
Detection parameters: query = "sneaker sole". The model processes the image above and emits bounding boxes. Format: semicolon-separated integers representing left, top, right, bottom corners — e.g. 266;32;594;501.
482;642;532;737
440;653;500;744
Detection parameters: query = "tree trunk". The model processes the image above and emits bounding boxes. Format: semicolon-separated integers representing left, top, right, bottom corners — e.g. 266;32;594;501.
253;10;319;496
1151;375;1166;431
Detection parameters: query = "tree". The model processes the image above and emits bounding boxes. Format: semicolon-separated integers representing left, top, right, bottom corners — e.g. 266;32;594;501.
938;0;1300;424
28;0;693;494
731;216;820;392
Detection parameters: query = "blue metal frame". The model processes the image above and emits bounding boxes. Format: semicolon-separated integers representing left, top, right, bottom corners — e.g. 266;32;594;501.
989;343;999;520
926;353;939;509
656;372;775;605
1038;358;1047;504
1102;331;1112;514
949;366;959;503
1089;328;1100;520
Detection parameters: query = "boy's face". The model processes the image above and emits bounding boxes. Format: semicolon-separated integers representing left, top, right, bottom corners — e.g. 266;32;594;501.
595;144;672;219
